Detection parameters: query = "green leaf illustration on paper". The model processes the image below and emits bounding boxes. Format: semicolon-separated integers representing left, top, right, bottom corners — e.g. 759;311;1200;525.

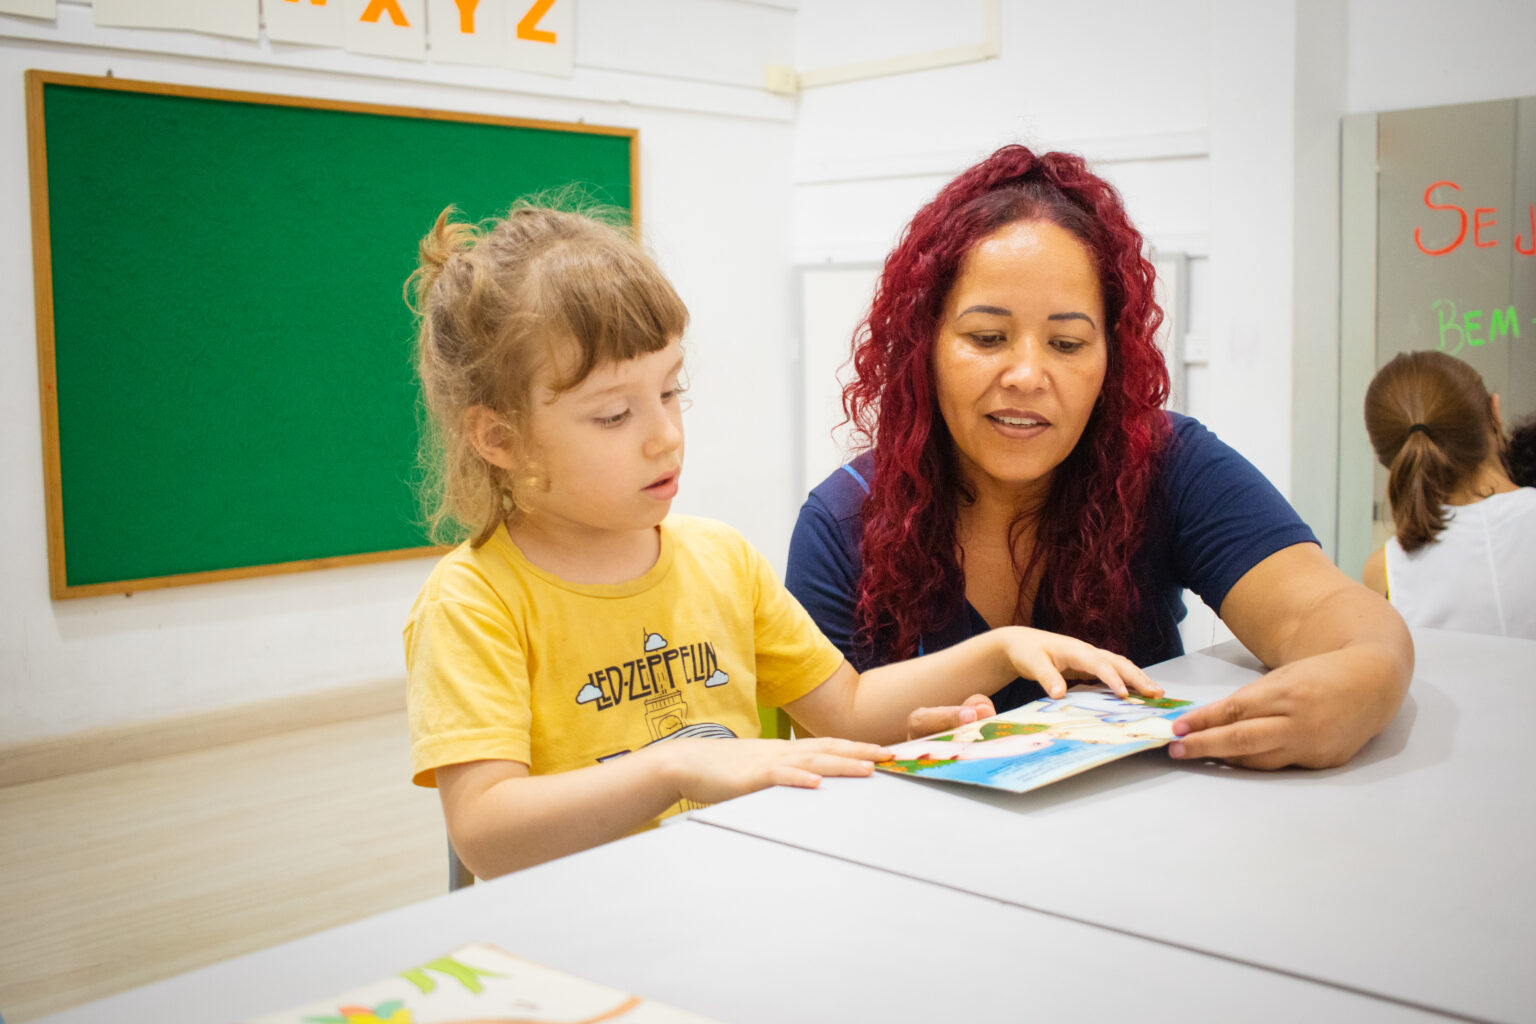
399;954;507;995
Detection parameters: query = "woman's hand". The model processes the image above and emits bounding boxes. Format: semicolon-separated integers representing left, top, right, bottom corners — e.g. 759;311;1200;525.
997;626;1162;700
654;737;892;806
1168;644;1406;769
906;693;995;739
1195;544;1414;770
900;628;1161;739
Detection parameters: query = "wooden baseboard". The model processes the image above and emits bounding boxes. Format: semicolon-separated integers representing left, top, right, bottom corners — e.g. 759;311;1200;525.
0;678;405;787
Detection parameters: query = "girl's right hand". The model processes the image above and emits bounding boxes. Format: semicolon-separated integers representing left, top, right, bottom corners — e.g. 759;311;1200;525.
653;737;892;806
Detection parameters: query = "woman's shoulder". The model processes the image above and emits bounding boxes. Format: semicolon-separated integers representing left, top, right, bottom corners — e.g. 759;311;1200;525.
803;451;876;524
1162;410;1223;459
1158;411;1280;490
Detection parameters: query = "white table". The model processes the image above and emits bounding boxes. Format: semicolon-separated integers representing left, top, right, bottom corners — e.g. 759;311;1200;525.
34;821;1453;1024
688;627;1536;1023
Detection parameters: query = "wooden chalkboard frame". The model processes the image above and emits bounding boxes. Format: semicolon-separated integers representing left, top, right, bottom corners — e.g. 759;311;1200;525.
26;70;638;599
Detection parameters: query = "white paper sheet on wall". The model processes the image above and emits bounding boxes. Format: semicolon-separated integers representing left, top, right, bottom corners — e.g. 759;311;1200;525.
343;0;425;59
266;0;345;47
0;0;56;19
93;0;259;40
426;0;505;67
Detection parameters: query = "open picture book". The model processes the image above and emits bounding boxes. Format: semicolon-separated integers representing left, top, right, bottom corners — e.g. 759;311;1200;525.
876;684;1199;794
244;941;720;1024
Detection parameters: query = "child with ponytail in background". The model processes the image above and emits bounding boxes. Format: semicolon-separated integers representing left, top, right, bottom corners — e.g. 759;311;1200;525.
1362;350;1536;639
403;201;1158;880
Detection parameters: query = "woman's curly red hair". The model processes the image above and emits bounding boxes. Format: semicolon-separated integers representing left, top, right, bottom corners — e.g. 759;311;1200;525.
844;144;1170;659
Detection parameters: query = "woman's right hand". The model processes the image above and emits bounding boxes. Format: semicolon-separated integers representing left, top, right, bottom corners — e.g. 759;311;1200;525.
653;737;892;806
994;626;1161;700
906;693;996;739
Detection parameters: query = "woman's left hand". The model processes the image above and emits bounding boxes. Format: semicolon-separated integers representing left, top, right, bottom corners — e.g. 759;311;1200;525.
1167;644;1406;769
1182;544;1414;770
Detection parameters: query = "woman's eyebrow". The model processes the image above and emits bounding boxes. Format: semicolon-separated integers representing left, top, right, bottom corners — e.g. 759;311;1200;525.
1049;312;1097;328
958;304;1011;317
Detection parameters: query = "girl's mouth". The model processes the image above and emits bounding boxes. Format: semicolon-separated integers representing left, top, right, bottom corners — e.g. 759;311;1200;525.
643;472;679;499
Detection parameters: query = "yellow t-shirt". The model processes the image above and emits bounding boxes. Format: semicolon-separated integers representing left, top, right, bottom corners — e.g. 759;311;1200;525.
404;515;844;825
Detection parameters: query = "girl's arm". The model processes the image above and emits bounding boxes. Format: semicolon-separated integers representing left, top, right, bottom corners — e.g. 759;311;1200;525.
785;626;1160;746
437;734;890;878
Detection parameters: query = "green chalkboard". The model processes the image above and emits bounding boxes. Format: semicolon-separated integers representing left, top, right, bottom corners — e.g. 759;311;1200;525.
26;71;636;597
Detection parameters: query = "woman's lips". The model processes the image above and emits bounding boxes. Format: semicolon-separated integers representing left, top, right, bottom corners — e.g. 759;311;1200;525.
986;412;1050;438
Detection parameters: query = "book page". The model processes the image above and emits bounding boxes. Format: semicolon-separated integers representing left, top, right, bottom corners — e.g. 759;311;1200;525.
246;942;720;1024
877;685;1199;794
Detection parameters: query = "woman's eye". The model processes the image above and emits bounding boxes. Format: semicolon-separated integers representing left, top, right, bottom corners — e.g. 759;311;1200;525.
970;332;1006;348
595;410;630;427
1051;338;1087;353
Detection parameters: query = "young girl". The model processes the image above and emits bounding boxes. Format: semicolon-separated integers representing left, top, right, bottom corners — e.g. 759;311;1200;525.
404;202;1159;879
1362;350;1536;638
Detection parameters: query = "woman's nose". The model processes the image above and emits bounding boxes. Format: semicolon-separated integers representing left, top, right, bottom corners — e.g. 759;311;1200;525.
998;340;1049;391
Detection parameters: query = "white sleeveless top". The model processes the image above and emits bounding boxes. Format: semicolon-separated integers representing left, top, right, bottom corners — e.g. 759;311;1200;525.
1384;487;1536;640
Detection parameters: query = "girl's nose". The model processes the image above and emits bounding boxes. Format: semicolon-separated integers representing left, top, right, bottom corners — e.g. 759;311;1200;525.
646;409;683;456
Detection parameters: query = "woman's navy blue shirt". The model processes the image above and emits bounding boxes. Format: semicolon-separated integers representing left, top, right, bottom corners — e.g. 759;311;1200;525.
784;412;1317;710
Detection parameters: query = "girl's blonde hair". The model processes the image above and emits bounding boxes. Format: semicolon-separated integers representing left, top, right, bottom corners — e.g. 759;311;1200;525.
1364;350;1505;552
407;200;688;546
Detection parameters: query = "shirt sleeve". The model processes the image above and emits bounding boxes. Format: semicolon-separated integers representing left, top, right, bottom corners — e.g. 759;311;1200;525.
784;491;869;667
404;597;532;788
1164;416;1320;613
749;540;847;708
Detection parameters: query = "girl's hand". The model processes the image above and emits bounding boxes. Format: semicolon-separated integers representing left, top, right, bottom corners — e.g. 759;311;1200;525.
999;626;1161;701
653;737;892;806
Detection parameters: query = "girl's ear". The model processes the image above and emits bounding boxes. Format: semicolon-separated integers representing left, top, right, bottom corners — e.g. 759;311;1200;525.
464;406;521;471
1491;392;1504;433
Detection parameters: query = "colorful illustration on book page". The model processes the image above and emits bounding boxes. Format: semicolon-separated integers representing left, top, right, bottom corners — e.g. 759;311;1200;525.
876;684;1199;794
244;942;721;1024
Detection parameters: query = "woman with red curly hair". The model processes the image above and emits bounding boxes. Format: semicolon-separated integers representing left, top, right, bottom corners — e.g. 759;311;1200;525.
786;145;1412;770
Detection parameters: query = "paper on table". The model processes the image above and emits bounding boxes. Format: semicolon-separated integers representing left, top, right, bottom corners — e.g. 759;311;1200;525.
876;684;1200;794
245;941;721;1023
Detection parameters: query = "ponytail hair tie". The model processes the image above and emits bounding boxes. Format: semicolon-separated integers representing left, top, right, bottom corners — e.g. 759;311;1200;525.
1406;423;1433;438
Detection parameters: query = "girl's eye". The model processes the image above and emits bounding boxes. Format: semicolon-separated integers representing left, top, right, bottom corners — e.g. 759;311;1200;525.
594;410;631;427
662;383;689;403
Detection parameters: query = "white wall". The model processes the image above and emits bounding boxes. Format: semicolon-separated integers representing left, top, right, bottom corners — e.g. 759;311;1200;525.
1345;0;1536;115
6;0;1536;744
790;0;1213;266
0;0;797;743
